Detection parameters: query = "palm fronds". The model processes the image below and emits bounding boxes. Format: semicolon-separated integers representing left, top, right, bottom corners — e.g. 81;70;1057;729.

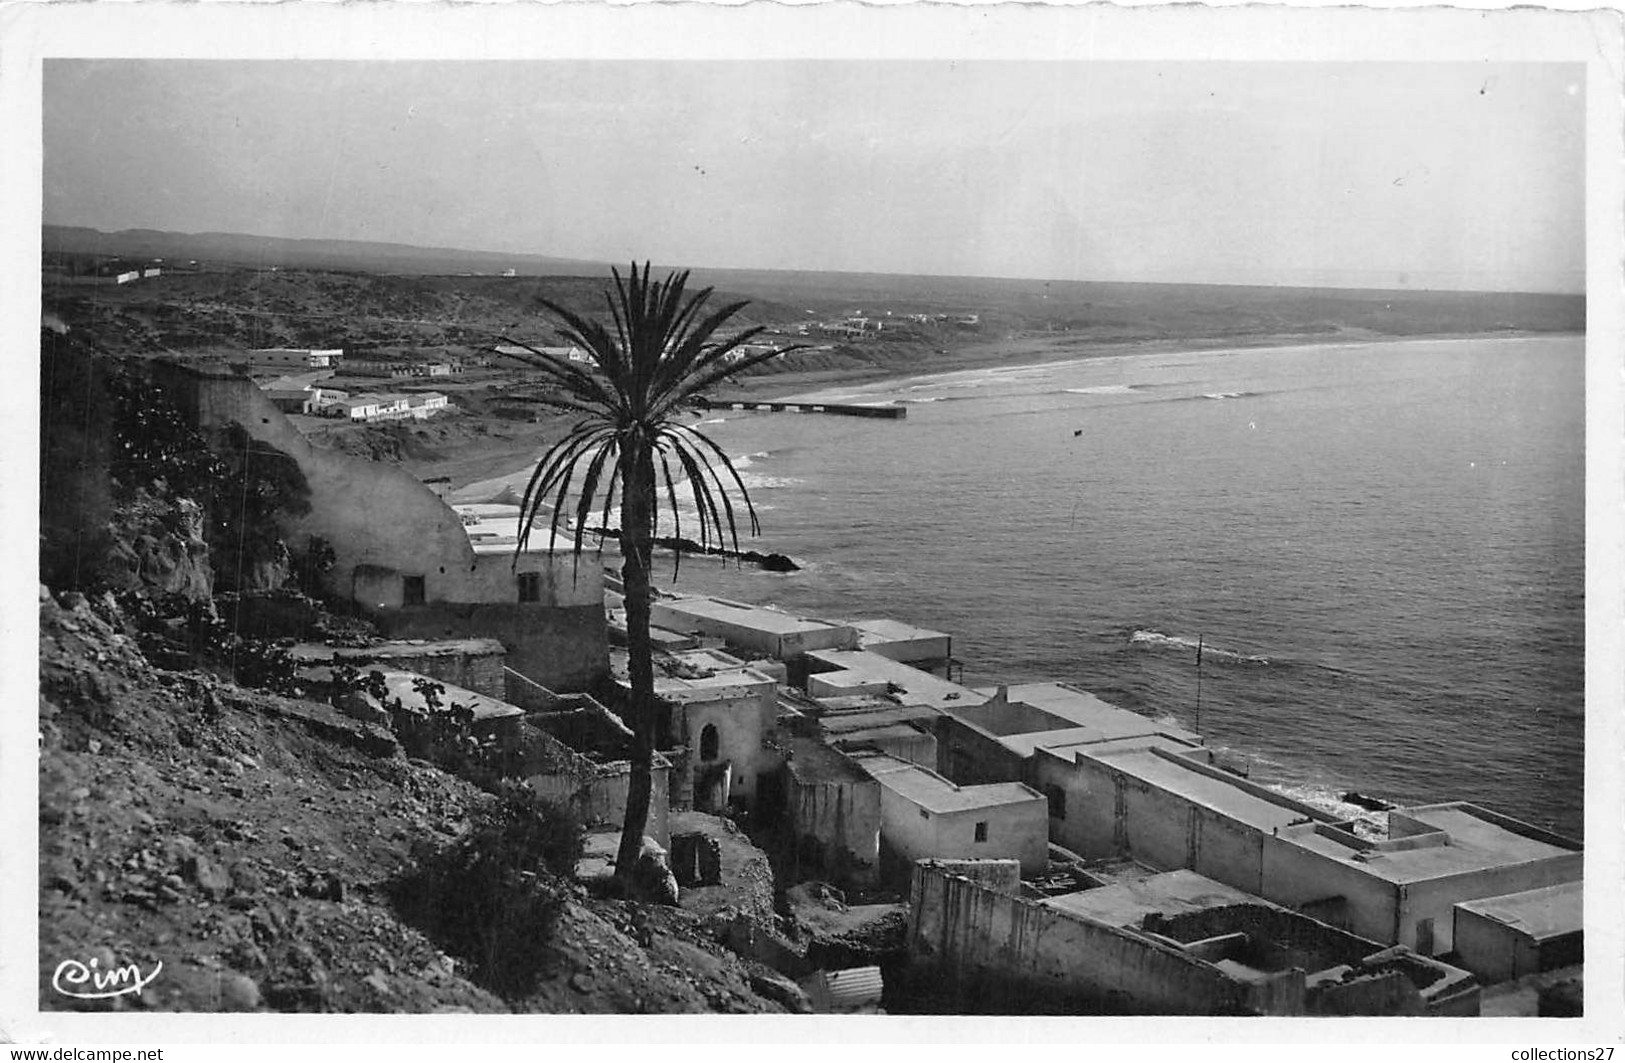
511;262;802;573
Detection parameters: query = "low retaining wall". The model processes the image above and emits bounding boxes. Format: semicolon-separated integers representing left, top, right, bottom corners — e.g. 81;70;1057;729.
906;864;1268;1015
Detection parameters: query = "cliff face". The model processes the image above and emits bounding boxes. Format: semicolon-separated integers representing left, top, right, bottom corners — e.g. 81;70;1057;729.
100;490;216;602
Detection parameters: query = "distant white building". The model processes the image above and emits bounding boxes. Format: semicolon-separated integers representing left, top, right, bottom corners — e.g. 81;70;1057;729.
493;344;592;365
243;348;343;370
408;392;449;417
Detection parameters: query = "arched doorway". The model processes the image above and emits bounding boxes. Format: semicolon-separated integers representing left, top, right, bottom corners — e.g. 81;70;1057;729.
699;723;720;761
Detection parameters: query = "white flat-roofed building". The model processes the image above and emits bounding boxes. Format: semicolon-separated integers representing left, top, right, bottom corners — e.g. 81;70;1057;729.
1262;802;1581;956
939;681;1200;786
1451;880;1583;983
801;648;984;709
493;344;591;364
650;594;857;660
851;617;952;674
407;392;449;417
612;646;781;812
247;348;342;369
850;749;1047;877
1032;730;1583;956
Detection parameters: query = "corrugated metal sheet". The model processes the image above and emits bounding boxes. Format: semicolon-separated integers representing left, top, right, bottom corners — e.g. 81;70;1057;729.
801;966;883;1012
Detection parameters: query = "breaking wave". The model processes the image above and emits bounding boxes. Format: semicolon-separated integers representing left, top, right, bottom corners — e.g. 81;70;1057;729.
1129;628;1272;666
1264;782;1390;836
1062;384;1140;395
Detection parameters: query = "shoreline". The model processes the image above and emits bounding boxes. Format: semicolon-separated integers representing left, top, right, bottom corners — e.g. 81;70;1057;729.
438;326;1577;499
734;326;1576;403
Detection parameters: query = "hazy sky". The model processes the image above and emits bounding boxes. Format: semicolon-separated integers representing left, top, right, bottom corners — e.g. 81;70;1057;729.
43;60;1585;292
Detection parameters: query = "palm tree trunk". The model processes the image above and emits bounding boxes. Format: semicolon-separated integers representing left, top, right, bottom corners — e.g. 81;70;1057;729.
614;443;658;882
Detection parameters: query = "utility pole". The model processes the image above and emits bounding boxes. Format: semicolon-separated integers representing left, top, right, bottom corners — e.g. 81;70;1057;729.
1195;634;1205;744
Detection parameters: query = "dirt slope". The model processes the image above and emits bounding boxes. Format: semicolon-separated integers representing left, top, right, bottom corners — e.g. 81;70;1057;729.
37;588;789;1015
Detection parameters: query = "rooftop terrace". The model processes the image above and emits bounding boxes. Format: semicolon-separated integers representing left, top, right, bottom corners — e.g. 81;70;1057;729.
655;595;850;638
1453;881;1583;942
965;682;1199;746
611;649;777;703
851;750;1041;815
1280;803;1581;883
1040;869;1267;928
374;669;523;725
1081;741;1327;834
785;735;875;786
452;502;581;554
804;649;986;708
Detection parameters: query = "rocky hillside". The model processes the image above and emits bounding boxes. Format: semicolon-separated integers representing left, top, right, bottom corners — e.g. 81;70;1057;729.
37;586;799;1014
36;327;806;1015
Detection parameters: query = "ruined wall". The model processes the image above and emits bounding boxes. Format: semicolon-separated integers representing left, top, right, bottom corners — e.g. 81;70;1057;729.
366;646;506;700
377;602;607;694
907;866;1260;1015
1311;971;1423;1016
527;759;670;847
789;772;882;887
1147;903;1377;972
915;858;1021;896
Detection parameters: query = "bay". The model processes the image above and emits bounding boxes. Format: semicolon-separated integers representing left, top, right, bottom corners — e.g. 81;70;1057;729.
660;334;1586;839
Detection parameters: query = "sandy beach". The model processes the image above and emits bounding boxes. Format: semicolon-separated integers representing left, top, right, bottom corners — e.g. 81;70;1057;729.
428;326;1560;500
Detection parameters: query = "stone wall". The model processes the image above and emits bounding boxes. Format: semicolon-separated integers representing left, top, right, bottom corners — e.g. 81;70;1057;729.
906;864;1269;1015
527;755;670;847
788;768;881;888
378;601;607;694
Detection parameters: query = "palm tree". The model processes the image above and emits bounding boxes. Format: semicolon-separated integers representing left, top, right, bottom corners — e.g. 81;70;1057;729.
502;263;802;884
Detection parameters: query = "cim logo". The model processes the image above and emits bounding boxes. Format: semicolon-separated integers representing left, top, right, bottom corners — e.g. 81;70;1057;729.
51;957;162;1001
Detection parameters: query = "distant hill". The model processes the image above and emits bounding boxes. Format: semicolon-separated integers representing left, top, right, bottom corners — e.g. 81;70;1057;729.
42;225;1585;347
42;225;611;278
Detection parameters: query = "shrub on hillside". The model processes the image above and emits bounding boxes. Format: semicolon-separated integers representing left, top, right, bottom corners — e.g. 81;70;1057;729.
389;786;584;998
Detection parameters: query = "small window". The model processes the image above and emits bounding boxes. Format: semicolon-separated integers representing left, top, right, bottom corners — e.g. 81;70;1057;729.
1044;784;1067;820
699;723;720;761
517;571;541;603
402;575;426;606
974;821;988;843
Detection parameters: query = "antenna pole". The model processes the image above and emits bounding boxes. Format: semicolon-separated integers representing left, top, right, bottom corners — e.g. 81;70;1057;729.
1195;634;1205;744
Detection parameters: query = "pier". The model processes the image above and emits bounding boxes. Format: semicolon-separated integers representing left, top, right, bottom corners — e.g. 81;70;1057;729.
699;397;906;419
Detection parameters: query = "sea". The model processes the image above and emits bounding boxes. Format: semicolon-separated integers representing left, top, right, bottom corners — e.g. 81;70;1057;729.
652;334;1586;840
